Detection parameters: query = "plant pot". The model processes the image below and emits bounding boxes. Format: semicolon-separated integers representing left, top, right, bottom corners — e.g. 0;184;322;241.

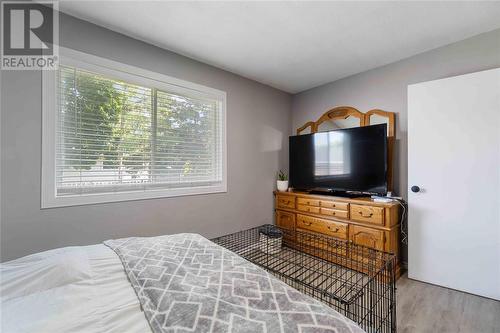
277;180;288;192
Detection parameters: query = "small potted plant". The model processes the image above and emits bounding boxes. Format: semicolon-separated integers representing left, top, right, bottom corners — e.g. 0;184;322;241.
277;170;289;192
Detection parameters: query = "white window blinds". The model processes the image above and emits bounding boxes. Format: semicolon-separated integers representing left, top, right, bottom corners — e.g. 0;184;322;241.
48;56;225;205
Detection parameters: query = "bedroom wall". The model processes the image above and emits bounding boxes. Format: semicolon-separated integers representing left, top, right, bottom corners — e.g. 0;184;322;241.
0;14;292;261
291;28;500;200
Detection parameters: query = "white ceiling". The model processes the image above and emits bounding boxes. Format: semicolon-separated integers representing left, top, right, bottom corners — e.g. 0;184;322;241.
60;1;500;93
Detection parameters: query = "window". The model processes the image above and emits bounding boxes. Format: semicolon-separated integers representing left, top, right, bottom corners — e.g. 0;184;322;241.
42;48;226;208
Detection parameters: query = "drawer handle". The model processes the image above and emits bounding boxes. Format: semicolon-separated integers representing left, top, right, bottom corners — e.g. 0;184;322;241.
301;221;312;226
359;211;373;218
327;226;340;232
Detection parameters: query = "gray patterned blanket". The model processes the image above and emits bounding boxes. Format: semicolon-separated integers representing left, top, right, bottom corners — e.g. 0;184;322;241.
104;233;364;333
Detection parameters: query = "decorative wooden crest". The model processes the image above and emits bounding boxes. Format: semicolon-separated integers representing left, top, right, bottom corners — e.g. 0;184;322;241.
297;106;395;137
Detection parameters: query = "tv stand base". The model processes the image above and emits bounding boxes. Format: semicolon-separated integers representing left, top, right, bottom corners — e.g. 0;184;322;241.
308;190;371;198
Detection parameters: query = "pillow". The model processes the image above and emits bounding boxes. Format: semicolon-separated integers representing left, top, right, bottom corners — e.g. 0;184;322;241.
0;247;92;301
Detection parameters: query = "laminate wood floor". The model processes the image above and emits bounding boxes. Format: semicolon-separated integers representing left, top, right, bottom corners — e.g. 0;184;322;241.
397;274;500;333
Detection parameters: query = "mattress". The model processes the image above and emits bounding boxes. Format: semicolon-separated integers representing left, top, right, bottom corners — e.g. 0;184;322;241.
1;244;151;333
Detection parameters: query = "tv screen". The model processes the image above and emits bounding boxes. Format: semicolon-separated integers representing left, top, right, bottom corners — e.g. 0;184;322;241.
289;124;387;195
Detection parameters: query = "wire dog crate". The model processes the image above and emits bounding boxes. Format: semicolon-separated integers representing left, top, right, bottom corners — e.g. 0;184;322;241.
211;225;396;333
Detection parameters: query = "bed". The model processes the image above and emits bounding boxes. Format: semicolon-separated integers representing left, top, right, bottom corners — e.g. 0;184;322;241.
1;233;364;333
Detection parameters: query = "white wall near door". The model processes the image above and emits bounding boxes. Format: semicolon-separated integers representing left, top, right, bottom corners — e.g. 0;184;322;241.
408;68;500;300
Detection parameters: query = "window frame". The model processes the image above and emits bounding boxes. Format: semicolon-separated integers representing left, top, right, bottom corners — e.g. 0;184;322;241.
42;47;227;208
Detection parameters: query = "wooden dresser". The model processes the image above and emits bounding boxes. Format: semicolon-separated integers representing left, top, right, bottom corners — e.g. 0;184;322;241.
274;190;402;277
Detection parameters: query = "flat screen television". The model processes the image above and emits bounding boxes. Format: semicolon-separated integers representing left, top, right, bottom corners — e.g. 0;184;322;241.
289;124;387;196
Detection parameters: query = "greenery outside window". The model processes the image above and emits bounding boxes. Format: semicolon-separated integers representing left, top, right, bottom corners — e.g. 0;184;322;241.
42;48;226;208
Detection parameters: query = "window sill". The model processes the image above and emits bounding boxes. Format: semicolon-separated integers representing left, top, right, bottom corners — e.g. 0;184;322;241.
41;184;227;209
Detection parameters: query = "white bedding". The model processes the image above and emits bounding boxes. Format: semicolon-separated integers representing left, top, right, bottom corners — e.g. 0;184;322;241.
0;244;152;333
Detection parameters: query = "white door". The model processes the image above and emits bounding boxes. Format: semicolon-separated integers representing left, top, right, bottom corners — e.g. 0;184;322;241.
408;68;500;300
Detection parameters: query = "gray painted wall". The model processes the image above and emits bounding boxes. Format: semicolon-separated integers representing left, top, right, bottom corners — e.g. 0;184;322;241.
292;28;500;199
0;14;292;261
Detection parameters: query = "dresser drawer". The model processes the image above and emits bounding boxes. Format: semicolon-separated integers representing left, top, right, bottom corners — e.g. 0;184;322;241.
275;210;295;230
296;214;348;240
297;205;320;214
320;207;349;219
350;204;385;225
276;195;295;209
349;225;385;251
297;197;320;206
319;200;349;211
